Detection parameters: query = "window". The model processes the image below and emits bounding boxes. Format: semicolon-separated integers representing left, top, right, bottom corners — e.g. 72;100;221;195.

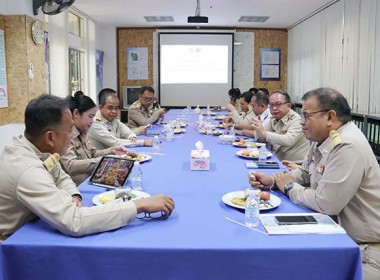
68;12;84;37
69;48;84;95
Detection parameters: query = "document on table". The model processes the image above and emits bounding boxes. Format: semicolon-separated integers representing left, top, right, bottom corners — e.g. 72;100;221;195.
259;213;346;235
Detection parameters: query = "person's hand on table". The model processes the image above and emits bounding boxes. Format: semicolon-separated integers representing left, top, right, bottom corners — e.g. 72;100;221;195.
223;116;233;123
144;139;153;147
71;196;82;207
272;172;295;193
281;160;299;171
158;108;166;116
248;171;274;190
137;126;147;135
133;194;175;219
224;122;234;129
112;145;128;155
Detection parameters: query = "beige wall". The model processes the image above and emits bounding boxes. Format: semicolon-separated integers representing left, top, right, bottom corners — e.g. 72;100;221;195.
0;14;45;125
117;27;288;104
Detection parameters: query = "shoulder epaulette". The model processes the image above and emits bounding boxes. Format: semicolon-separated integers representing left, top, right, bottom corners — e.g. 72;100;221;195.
288;113;294;120
95;114;102;121
43;153;60;173
329;130;342;147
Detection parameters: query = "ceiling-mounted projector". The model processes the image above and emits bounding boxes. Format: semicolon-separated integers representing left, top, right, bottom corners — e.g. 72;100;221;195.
188;16;208;23
188;0;208;24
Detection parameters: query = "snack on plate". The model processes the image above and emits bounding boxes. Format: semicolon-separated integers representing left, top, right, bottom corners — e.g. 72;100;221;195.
231;197;246;207
99;194;116;204
241;149;259;158
260;191;271;201
126;152;144;162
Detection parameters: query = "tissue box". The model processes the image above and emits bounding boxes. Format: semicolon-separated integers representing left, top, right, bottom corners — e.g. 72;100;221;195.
190;150;210;171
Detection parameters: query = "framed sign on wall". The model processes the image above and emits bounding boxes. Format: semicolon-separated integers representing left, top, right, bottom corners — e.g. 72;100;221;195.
260;48;280;81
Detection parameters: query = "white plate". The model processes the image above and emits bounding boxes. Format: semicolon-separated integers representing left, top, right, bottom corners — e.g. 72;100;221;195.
236;149;272;159
92;189;150;206
232;142;266;148
213;115;227;120
222;190;281;210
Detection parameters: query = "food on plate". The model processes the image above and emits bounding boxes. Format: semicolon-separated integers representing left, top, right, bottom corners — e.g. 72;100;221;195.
239;139;246;145
241;149;259;158
260;191;271;201
231;197;246;207
99;194;116;204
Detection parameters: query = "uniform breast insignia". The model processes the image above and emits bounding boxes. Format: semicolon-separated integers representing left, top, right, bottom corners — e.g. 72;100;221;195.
43;153;60;172
75;141;81;148
329;130;342;147
85;142;91;150
316;163;325;174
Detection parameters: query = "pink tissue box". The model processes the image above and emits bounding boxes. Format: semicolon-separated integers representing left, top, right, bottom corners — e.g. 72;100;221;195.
190;150;210;171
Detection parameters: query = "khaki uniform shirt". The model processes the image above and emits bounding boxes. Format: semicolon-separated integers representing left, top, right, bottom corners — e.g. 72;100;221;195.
128;100;161;128
290;122;380;243
231;108;255;125
259;107;271;127
260;109;309;162
88;112;144;150
0;135;137;242
60;126;113;186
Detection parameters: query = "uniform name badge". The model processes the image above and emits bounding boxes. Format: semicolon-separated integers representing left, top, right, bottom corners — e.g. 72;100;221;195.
316;163;325;175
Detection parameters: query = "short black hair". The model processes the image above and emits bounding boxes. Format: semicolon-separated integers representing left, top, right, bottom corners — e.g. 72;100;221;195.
228;88;241;101
140;86;154;95
239;91;254;104
258;88;270;96
270;90;291;103
249;88;258;94
252;91;269;106
67;91;96;114
302;88;352;124
25;94;69;139
98;88;118;105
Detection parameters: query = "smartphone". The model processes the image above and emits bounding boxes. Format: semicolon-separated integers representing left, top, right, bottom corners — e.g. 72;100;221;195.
275;215;318;225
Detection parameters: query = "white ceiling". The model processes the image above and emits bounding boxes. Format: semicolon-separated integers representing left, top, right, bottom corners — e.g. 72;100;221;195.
73;0;335;29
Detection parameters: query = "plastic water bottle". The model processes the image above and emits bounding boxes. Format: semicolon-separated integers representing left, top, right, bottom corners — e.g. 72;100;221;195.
131;162;143;190
245;190;260;227
153;135;160;150
259;145;267;161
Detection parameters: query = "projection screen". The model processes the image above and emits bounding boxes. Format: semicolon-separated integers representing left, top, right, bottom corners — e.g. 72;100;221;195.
159;33;234;107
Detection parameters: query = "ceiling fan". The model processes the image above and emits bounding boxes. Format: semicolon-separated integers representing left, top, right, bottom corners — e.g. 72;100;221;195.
33;0;76;15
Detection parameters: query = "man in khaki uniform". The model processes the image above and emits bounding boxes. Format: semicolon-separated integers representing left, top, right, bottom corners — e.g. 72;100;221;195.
249;88;380;279
233;91;271;137
252;90;309;162
88;88;153;149
0;95;174;242
224;91;255;125
128;86;165;128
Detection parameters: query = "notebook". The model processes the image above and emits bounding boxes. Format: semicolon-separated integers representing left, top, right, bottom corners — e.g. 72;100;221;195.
89;156;134;189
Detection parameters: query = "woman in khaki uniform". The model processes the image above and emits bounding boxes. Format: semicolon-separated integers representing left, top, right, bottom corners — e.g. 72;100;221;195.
60;91;127;186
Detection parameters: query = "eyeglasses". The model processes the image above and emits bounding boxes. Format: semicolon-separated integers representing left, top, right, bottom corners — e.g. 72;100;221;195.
136;211;165;220
301;110;330;121
268;102;289;108
141;97;154;103
106;106;120;111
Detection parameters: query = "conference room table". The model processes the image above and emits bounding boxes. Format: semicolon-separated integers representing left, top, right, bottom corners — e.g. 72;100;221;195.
0;109;362;280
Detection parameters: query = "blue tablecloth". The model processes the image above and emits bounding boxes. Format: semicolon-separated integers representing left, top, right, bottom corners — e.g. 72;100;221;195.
0;109;362;280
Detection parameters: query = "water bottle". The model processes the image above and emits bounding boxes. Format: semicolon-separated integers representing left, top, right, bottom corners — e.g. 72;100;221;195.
259;145;267;161
153;135;160;151
245;190;260;227
131;162;143;190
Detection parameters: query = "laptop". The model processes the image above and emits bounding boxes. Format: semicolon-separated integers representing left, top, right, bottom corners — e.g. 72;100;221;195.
89;156;134;189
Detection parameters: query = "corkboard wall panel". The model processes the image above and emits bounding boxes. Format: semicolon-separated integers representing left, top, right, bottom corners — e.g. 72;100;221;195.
237;28;288;93
0;15;9;125
117;28;155;95
4;15;28;123
0;15;45;125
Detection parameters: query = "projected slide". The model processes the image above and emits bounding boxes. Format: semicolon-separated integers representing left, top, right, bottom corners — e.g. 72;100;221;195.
161;45;228;84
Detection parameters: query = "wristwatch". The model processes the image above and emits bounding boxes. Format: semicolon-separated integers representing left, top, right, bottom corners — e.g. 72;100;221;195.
284;182;294;196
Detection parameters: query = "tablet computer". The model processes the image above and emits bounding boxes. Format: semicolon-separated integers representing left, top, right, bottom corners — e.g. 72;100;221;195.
89;156;134;189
